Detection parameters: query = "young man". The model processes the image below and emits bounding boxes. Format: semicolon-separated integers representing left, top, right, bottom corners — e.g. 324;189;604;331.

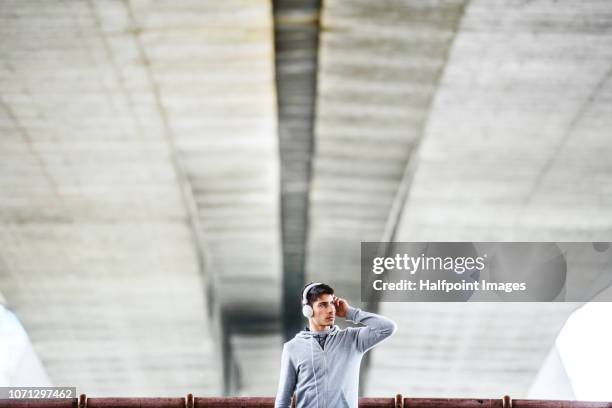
274;282;397;408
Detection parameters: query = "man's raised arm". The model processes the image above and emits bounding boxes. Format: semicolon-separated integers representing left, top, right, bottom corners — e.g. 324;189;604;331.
346;305;398;353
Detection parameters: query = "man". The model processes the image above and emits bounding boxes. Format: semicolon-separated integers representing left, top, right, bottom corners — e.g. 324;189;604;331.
274;282;397;408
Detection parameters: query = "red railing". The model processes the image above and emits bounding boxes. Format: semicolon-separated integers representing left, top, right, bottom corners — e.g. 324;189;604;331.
1;394;611;408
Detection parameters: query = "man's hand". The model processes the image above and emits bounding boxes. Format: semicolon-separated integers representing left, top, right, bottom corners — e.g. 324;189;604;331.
333;295;349;318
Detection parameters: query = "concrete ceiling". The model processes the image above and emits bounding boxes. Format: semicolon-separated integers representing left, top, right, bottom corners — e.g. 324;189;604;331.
1;0;611;399
306;0;468;303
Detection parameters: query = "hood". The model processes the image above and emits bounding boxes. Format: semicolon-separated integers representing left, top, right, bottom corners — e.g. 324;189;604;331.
295;324;341;339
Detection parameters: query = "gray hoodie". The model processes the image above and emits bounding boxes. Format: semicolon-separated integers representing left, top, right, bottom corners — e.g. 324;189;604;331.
274;306;397;408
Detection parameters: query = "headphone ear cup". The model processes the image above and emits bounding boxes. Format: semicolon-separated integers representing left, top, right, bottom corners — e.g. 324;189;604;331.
302;304;313;318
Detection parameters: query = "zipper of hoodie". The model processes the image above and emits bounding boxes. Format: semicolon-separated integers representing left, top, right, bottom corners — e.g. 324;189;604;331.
312;330;332;408
314;335;328;408
323;338;328;408
311;337;321;408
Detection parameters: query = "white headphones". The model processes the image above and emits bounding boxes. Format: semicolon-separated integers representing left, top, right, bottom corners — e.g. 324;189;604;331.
302;282;322;318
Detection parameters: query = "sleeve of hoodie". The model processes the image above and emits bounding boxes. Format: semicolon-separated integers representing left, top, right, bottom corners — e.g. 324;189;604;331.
346;305;398;353
274;343;297;408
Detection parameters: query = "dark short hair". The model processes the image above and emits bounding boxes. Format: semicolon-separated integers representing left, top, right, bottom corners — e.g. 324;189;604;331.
301;282;334;306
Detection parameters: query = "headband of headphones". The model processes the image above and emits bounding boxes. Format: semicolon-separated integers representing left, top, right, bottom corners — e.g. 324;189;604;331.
302;282;322;305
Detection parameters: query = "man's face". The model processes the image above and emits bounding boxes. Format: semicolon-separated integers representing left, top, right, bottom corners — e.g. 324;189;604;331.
311;293;336;325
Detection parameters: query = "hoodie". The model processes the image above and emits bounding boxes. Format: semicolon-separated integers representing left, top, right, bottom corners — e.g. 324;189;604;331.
274;306;397;408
